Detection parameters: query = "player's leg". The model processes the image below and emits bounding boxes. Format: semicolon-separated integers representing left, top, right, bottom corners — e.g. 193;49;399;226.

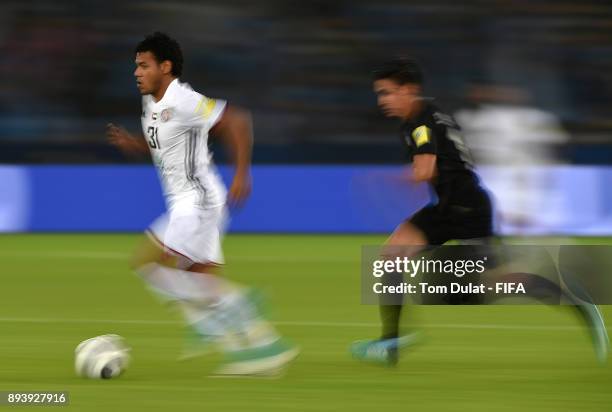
157;205;298;375
487;247;610;363
130;213;169;272
129;213;192;301
128;210;235;350
459;187;609;364
352;193;494;366
129;212;224;302
456;199;609;364
555;245;610;362
352;207;441;366
379;220;428;340
182;261;296;371
167;206;248;352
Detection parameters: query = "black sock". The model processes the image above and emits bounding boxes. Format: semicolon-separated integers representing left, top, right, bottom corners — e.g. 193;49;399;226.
379;271;404;340
380;304;402;340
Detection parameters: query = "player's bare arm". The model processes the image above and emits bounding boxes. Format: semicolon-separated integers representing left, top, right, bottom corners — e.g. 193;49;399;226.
210;105;253;205
411;153;437;182
106;123;150;157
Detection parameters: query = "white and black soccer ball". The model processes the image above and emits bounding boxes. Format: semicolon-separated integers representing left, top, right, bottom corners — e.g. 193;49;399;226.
75;334;130;379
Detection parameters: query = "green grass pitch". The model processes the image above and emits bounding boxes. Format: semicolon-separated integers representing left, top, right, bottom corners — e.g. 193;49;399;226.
0;234;611;411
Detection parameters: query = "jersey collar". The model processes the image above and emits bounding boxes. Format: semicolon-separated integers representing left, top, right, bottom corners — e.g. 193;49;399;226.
151;78;179;107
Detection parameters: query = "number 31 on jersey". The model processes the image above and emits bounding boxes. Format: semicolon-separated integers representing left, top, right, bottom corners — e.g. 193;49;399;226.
147;126;160;149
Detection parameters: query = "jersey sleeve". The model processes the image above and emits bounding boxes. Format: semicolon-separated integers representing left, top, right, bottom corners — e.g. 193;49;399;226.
411;124;437;155
184;93;227;131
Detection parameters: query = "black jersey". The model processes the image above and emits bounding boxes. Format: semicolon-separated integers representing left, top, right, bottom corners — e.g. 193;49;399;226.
401;101;483;209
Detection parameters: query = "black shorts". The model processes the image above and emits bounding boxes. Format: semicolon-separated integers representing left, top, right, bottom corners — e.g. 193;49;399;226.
408;189;493;245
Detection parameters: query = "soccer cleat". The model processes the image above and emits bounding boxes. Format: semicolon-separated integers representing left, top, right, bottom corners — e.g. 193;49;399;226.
213;339;300;376
351;339;398;366
351;332;421;366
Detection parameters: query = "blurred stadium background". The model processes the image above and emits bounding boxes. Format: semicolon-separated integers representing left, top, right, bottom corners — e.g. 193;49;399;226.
1;1;612;411
1;0;612;234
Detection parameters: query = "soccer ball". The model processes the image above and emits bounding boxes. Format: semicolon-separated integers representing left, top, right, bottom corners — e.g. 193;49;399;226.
75;334;130;379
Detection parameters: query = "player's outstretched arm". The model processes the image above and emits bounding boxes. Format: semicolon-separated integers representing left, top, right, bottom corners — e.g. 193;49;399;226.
210;105;253;206
106;123;150;157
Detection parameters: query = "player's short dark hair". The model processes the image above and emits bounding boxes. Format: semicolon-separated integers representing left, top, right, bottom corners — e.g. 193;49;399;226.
373;57;423;85
135;32;183;77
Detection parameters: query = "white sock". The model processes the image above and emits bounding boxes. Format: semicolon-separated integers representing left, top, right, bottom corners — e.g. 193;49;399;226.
136;263;280;351
211;292;281;350
179;301;225;341
136;262;233;303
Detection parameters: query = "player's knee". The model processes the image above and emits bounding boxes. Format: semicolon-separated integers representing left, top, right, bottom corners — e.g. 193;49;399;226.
129;236;167;271
387;222;427;246
129;249;163;271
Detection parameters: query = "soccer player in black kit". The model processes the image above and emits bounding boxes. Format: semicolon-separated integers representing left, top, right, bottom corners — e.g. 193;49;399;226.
351;57;494;365
381;62;492;247
351;57;609;366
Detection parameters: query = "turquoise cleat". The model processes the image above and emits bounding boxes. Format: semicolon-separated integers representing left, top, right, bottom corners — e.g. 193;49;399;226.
350;333;421;366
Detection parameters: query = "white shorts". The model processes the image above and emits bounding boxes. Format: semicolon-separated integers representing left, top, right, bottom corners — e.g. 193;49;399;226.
146;204;227;266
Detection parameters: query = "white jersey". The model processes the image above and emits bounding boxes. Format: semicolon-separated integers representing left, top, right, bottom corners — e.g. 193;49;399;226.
141;79;227;210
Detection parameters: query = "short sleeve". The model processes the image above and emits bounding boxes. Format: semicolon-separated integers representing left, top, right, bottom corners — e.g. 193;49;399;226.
412;125;437;155
185;93;227;131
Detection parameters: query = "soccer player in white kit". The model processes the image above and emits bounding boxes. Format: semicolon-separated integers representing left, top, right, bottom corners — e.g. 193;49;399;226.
107;32;298;376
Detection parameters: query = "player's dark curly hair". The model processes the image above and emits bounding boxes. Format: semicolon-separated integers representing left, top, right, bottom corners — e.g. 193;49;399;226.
373;57;423;85
135;32;183;77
